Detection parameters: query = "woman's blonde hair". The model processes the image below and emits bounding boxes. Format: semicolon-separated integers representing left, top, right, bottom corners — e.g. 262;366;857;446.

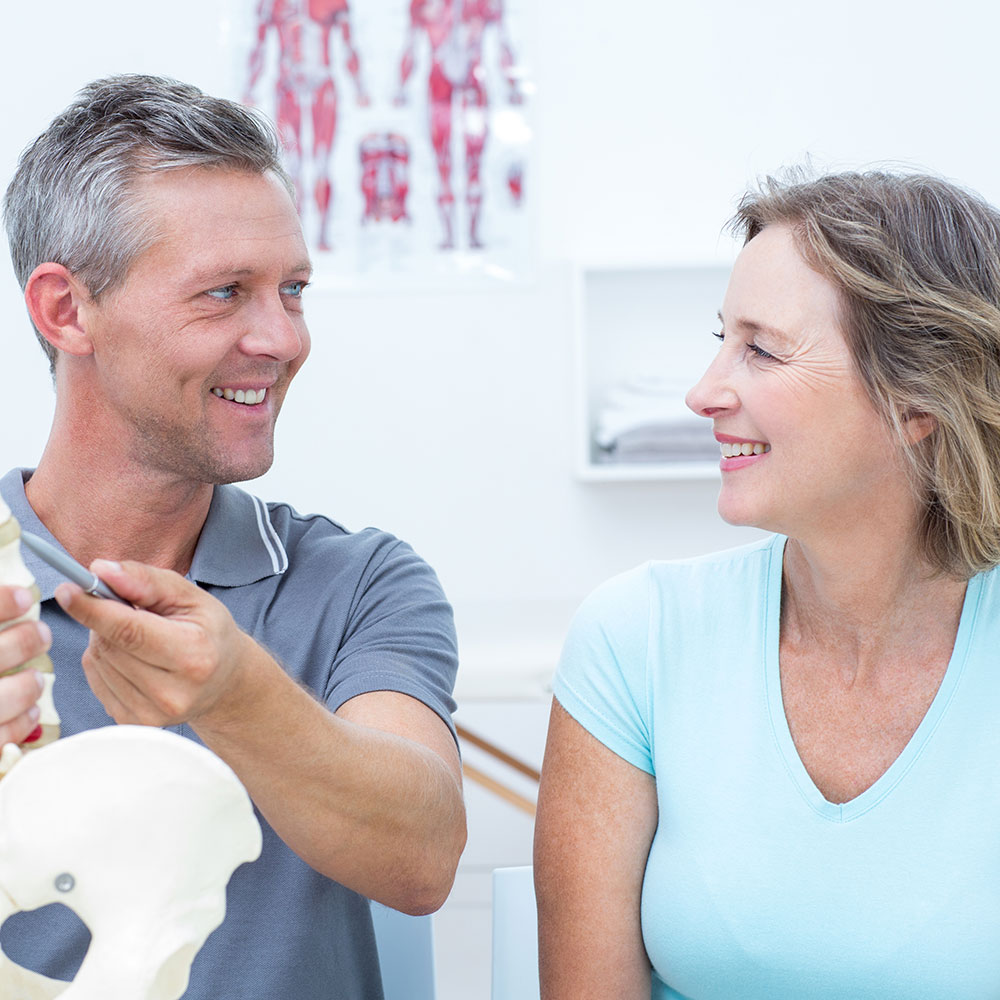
733;169;1000;578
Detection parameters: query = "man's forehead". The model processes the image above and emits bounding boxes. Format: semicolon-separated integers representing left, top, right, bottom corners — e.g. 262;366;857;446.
128;168;310;281
132;166;298;226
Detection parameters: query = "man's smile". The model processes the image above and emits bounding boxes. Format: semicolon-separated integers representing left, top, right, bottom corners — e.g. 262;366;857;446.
210;386;268;405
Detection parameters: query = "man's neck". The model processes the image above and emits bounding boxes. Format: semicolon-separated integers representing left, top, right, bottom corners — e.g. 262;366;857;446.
25;438;214;576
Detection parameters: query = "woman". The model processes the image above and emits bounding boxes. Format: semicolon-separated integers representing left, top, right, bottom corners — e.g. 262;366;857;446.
534;170;1000;999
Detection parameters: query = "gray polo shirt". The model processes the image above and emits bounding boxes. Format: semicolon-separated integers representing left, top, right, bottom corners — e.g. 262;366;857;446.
0;467;458;999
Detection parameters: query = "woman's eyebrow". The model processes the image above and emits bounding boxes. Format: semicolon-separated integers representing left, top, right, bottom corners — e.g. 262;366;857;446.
718;310;792;346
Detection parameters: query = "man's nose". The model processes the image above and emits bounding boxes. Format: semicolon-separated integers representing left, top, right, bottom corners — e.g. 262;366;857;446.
239;298;305;362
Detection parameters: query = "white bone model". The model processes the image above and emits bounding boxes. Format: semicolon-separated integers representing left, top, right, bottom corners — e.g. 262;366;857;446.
0;496;58;777
0;725;262;999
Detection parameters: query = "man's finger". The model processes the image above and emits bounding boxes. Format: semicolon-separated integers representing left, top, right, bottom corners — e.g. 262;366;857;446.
0;585;38;625
54;582;155;654
84;638;191;726
0;669;45;726
56;569;228;678
0;620;51;674
90;559;200;616
80;649;142;725
0;704;42;749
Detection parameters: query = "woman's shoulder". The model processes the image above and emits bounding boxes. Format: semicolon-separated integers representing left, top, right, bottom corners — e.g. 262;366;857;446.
643;533;781;600
575;534;782;630
650;532;780;572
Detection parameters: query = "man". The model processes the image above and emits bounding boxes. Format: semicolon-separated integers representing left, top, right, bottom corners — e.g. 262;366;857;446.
0;74;465;997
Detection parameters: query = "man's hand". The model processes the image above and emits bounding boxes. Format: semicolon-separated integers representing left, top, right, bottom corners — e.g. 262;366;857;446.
55;560;465;913
0;585;51;745
54;560;255;729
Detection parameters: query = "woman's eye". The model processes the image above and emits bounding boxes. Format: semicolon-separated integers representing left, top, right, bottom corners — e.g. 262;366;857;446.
748;342;776;360
712;330;777;361
206;285;237;301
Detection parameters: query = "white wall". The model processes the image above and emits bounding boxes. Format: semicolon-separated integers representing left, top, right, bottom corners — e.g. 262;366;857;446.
2;0;997;684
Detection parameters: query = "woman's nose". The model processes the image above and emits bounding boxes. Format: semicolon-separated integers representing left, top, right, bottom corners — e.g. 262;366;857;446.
685;353;737;417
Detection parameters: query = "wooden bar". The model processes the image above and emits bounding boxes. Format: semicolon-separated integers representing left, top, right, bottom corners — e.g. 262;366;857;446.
462;762;537;817
456;723;541;783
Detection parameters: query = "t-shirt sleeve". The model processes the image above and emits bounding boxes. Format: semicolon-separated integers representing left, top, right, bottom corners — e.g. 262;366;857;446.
553;565;654;775
323;537;459;744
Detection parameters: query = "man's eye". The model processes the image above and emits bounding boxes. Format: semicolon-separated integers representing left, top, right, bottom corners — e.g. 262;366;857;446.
281;280;308;298
206;285;238;300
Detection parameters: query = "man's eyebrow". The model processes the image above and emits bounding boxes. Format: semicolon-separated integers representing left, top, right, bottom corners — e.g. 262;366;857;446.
189;260;314;285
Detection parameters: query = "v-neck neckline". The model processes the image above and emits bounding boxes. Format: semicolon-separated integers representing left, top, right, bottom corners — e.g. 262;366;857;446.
762;535;982;822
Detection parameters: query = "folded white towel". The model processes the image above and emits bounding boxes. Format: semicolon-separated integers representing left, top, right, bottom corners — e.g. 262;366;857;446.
594;376;713;456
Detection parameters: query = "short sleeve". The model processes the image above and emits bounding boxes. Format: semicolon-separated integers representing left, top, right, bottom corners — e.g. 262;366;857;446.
553;565;654;775
323;537;459;744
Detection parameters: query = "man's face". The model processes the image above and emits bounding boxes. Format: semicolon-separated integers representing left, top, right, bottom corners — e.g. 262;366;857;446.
79;167;312;486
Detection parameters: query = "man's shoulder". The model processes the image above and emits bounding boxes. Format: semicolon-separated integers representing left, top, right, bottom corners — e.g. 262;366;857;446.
235;488;438;591
260;496;410;565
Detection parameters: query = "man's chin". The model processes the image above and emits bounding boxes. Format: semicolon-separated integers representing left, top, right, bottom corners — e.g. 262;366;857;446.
211;456;275;486
182;446;275;487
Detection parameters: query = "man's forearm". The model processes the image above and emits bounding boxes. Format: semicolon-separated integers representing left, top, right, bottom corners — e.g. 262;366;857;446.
192;637;466;914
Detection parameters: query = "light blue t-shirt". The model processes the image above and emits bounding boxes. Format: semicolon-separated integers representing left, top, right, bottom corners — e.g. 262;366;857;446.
554;534;1000;999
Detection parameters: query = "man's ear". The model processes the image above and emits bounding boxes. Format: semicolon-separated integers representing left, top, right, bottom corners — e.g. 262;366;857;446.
903;411;936;445
24;263;96;358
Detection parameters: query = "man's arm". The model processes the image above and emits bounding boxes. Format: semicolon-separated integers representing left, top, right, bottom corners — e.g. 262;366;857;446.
54;560;466;915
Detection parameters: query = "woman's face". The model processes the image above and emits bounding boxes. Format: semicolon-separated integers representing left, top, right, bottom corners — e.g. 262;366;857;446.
686;224;907;539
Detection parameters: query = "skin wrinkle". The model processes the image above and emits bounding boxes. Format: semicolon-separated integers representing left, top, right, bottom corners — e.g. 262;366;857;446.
686;224;968;804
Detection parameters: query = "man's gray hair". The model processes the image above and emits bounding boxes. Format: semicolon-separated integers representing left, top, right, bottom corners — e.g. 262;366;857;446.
3;74;292;374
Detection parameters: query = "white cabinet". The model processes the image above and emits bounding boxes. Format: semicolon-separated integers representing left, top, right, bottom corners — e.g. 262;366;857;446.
573;264;732;481
433;698;549;1000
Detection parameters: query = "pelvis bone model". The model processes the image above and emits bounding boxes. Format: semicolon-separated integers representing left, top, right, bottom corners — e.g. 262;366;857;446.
0;725;262;999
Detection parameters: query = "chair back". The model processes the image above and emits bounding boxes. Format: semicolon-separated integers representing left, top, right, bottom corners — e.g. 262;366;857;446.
371;902;436;1000
491;865;540;1000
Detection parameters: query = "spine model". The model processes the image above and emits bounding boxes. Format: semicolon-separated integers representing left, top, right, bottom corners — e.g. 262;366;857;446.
0;498;59;777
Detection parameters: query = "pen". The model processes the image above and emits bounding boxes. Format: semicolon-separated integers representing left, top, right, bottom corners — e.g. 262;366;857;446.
19;531;131;605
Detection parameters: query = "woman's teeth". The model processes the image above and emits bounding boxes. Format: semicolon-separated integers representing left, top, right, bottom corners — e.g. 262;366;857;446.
721;441;770;458
211;387;267;405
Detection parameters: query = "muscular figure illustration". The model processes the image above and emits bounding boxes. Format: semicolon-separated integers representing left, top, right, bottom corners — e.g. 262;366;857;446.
245;0;370;250
360;133;411;224
394;0;524;250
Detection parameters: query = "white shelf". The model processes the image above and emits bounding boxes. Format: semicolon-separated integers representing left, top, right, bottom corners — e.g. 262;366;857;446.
573;263;731;481
578;460;720;483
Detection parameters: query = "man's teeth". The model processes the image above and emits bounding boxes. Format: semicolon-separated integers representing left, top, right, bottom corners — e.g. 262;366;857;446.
211;387;267;405
721;441;770;458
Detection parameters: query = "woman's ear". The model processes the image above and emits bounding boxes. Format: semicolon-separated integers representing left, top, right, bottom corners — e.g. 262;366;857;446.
903;411;937;445
24;263;96;358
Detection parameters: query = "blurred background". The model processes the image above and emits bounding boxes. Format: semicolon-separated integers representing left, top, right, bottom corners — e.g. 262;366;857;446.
1;1;997;994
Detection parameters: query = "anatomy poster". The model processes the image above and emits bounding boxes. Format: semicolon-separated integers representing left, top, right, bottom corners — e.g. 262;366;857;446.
228;0;536;286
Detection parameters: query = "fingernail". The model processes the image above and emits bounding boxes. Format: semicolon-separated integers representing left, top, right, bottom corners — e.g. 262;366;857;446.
91;559;121;574
36;621;52;647
53;584;71;610
12;588;33;613
27;705;40;725
24;722;42;744
32;670;45;694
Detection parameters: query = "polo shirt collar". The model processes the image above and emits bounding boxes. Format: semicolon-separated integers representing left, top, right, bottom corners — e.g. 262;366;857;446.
0;469;286;596
190;484;288;588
